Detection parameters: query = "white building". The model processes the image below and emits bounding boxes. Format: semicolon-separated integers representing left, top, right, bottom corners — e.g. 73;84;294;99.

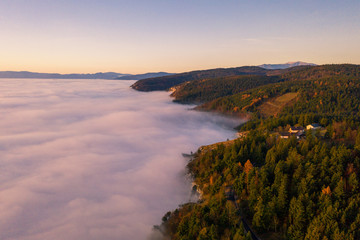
306;123;321;130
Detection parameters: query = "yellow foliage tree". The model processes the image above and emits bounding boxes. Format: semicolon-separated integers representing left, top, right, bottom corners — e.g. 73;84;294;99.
322;186;331;195
244;159;253;174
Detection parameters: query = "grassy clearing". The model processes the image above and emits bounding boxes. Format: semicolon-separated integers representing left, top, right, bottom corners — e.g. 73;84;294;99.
258;92;299;117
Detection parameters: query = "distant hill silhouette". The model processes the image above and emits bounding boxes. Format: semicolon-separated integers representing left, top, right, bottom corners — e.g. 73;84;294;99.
131;66;270;91
117;72;173;80
0;71;173;80
258;61;316;70
0;71;124;79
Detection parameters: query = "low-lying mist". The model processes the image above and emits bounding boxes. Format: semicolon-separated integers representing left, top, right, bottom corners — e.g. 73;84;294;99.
0;79;243;240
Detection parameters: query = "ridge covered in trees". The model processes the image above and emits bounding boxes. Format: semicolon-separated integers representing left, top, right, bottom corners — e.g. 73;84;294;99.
170;66;315;104
171;75;283;104
131;66;271;91
198;65;360;118
150;64;360;240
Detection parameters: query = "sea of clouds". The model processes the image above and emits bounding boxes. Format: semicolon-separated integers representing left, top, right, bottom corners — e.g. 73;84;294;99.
0;79;242;240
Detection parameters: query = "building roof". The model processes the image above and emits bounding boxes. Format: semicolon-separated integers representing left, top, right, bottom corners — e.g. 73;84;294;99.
296;131;304;136
308;123;321;128
280;132;291;137
290;126;304;131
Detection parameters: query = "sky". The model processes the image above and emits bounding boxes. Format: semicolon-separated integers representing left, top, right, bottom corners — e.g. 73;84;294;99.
0;0;359;74
0;79;240;240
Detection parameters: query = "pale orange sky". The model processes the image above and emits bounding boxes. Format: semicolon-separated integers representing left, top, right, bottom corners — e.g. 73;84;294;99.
0;0;359;74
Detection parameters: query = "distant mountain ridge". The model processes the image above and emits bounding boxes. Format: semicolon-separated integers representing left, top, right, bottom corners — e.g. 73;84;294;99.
258;61;317;69
0;71;172;80
0;71;124;79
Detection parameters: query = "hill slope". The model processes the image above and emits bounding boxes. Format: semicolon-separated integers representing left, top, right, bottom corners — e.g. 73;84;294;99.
131;66;269;91
171;75;283;104
198;64;360;118
169;66;309;104
116;72;173;80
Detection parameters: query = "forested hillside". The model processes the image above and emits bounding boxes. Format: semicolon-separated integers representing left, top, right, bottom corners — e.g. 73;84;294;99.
158;130;360;240
154;64;360;240
198;65;360;119
171;75;283;104
131;66;269;91
169;66;311;104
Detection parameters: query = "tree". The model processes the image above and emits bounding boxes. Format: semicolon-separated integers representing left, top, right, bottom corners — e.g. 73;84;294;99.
288;197;306;240
197;227;209;240
334;178;345;201
245;231;252;240
233;227;245;240
277;175;288;216
252;197;265;230
348;172;359;193
355;131;360;151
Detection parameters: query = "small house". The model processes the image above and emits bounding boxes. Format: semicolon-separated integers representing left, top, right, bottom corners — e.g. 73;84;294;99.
306;123;321;130
289;126;305;134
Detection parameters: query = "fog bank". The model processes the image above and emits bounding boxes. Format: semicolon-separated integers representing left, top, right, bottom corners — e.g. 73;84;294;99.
0;79;243;240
